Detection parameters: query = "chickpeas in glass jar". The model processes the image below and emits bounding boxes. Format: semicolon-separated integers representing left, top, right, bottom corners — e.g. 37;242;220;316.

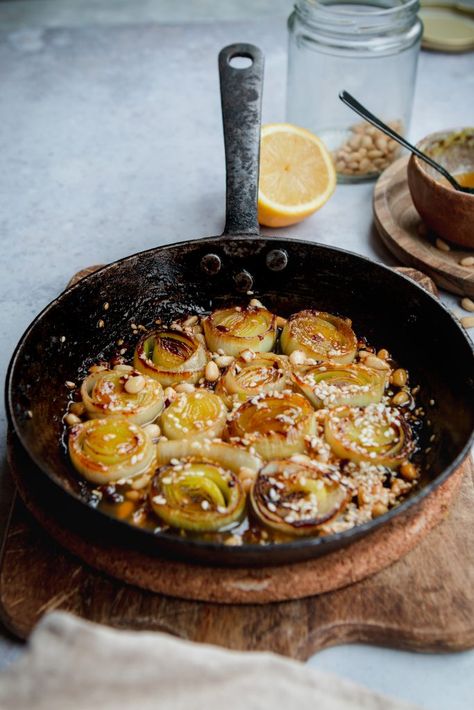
287;0;423;182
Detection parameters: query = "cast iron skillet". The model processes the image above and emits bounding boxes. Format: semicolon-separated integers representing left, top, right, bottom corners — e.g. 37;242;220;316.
6;44;474;565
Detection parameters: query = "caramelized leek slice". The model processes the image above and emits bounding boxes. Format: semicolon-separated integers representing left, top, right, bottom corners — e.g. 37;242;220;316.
250;460;348;536
68;417;155;484
281;310;356;364
155;438;262;489
202;305;277;356
228;392;316;459
81;369;164;425
160;390;227;441
292;363;386;410
215;352;291;406
134;329;208;386
150;460;245;532
324;404;413;467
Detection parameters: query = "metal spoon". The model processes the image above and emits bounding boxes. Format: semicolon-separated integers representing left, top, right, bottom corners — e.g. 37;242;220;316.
339;90;474;195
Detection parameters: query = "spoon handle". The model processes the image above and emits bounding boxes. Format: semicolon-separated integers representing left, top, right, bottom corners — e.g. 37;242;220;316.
339;91;460;190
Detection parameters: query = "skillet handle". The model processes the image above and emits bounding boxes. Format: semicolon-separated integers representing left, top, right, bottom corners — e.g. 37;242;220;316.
219;44;264;237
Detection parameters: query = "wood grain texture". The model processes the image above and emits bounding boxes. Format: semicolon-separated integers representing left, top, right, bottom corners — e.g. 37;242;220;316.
1;454;472;655
373;157;474;297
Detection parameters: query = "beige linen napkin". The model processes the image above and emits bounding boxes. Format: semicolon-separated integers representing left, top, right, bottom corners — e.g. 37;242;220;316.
0;612;421;710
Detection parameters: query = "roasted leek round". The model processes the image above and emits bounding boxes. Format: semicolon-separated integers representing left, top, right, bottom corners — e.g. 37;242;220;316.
281;310;356;364
68;417;156;484
81;369;164;425
150;460;245;532
160;390;227;441
215;352;291;406
292;363;386;409
324;404;413;467
228;392;316;459
155;438;262;478
202;305;277;356
250;459;348;536
134;329;207;386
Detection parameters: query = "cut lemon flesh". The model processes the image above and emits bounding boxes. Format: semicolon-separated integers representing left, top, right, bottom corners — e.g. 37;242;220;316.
258;123;336;228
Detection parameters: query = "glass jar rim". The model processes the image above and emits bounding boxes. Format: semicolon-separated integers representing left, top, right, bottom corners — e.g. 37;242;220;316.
293;0;420;36
295;0;420;18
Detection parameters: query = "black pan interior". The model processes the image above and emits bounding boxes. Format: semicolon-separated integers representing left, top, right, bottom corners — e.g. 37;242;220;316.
6;236;474;565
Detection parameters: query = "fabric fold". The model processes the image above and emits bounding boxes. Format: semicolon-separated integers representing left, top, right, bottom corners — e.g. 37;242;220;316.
0;612;421;710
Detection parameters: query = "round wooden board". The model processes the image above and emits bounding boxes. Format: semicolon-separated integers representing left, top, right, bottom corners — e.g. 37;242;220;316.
373;156;474;297
8;434;465;605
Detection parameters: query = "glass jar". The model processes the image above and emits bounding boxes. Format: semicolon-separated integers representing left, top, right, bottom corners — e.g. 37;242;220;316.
287;0;423;182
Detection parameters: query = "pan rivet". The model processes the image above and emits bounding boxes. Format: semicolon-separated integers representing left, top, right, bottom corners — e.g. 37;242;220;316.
234;270;253;292
200;253;222;275
266;249;288;271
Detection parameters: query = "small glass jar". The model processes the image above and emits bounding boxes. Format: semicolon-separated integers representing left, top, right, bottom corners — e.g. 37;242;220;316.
287;0;423;182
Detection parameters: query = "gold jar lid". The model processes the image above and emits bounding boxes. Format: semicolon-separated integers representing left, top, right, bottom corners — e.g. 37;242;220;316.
420;3;474;52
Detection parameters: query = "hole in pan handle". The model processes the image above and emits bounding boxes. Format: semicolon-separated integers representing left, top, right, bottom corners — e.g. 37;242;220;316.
218;43;264;238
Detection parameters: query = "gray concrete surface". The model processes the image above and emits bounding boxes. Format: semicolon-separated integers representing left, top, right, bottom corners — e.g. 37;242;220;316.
0;5;473;709
0;0;294;29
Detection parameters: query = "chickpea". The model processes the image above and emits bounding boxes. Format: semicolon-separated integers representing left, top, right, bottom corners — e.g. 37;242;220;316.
372;502;388;517
400;462;418;481
175;383;195;393
124;375;146;394
64;413;81;427
391;368;408;387
69;401;85;417
205;361;220;382
392;390;410;406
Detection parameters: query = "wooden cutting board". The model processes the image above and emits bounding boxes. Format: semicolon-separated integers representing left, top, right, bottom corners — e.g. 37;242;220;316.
1;265;473;654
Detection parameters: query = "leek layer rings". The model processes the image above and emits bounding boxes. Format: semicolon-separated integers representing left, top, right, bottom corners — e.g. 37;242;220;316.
202;305;277;356
215;352;291;406
160;390;227;441
281;310;357;364
292;363;386;409
69;417;155;484
81;369;164;425
150;461;245;532
250;460;348;536
324;404;413;467
134;329;208;386
228;392;316;459
155;438;262;477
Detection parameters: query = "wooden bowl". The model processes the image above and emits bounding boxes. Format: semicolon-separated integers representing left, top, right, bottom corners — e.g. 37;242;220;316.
407;128;474;248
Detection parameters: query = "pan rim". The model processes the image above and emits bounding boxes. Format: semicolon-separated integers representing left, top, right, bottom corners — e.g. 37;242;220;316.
5;235;474;560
